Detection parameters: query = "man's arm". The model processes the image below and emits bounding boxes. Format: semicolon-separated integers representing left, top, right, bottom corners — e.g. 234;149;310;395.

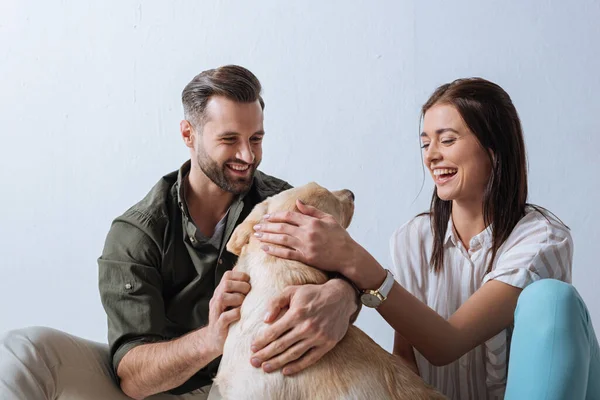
117;328;219;400
115;269;249;399
99;215;250;398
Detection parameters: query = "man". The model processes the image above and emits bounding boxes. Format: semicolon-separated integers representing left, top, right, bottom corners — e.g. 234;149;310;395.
0;65;358;400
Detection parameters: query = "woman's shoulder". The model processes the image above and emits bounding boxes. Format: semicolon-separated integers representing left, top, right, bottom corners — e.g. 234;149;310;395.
391;213;432;242
517;206;571;238
492;206;573;283
504;205;572;250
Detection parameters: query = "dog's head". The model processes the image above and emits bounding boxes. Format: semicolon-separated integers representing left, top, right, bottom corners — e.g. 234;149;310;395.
226;182;355;256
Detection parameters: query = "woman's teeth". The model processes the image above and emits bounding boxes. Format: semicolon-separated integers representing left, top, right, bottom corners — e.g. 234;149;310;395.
433;168;457;176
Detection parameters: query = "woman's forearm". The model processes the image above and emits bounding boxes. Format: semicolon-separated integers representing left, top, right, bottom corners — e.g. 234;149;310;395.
345;246;461;366
379;282;462;366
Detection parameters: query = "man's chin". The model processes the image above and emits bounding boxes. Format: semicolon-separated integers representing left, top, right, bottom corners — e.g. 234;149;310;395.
225;177;254;195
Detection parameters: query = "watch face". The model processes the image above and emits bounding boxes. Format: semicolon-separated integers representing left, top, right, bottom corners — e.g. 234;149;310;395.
361;293;381;308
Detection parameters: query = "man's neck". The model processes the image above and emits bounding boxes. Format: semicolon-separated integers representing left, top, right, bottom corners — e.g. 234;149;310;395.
451;198;486;251
185;165;236;238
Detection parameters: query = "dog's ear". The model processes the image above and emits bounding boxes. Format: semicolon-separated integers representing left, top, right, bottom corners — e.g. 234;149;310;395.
226;200;269;256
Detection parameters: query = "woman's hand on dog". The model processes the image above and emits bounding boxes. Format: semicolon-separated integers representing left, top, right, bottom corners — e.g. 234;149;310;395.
253;199;358;275
254;200;387;290
205;270;251;357
249;279;357;375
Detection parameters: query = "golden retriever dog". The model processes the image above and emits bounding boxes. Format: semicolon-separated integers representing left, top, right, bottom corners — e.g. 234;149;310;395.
213;183;445;400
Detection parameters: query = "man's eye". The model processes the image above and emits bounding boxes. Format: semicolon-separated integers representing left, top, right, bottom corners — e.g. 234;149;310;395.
441;139;456;145
251;136;263;143
420;143;430;149
222;137;236;143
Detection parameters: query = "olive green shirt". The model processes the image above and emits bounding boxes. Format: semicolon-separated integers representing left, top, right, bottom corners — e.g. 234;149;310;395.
98;161;291;394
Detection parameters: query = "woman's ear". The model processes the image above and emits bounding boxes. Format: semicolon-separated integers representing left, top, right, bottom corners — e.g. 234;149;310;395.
226;201;269;256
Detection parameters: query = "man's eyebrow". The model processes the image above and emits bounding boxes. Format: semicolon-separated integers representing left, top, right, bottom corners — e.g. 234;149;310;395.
420;128;459;137
216;130;265;138
216;131;239;138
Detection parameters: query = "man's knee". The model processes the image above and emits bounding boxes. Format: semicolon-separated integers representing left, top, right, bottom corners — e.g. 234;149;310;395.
2;326;65;345
0;326;64;368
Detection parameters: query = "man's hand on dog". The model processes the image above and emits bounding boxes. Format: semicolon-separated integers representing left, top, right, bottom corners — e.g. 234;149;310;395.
205;270;251;356
249;279;357;375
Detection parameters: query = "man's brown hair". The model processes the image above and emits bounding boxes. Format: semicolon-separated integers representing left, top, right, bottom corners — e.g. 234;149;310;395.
182;65;264;128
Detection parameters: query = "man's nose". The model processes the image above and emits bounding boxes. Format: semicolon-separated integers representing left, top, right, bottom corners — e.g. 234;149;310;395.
237;143;255;164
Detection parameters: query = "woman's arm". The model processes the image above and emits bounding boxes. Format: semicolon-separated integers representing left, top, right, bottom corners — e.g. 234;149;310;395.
255;201;522;367
349;248;522;366
394;331;419;375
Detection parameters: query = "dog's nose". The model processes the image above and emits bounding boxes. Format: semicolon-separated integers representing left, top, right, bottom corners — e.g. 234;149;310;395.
347;190;355;201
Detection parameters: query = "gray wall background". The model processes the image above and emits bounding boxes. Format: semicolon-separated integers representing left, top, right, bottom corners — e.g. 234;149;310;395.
1;0;599;352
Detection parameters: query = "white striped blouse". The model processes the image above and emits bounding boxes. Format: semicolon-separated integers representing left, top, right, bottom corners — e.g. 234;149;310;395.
390;207;573;400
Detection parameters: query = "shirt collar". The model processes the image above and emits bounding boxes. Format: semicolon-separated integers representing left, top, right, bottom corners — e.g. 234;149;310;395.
176;160;192;218
176;160;250;247
445;216;493;249
444;217;457;247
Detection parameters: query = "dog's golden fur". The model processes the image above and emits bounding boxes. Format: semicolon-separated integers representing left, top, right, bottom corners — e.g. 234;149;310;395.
213;183;446;400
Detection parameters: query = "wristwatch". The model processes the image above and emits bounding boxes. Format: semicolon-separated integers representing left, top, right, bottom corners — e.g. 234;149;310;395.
360;269;395;308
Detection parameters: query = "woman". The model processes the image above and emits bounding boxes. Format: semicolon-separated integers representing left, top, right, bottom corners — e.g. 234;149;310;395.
252;78;600;399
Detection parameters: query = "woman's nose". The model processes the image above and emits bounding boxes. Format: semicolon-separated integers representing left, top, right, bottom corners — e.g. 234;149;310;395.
424;143;441;165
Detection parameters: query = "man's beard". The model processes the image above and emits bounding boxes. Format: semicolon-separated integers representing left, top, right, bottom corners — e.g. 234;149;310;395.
196;145;258;195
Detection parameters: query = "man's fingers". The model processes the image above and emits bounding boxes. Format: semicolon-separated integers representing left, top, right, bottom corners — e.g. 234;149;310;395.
220;292;245;309
251;308;297;352
282;346;329;376
249;329;303;369
221;280;251;295
222;270;251;282
218;307;241;328
259;339;313;373
264;286;296;323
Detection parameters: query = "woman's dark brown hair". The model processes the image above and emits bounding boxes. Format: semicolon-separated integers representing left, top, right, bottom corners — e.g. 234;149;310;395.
422;78;528;274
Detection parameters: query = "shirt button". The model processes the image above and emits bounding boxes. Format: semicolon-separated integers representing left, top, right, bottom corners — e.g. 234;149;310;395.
218;258;223;265
190;236;196;244
125;283;132;290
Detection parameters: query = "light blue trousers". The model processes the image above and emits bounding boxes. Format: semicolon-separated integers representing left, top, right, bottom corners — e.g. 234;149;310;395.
506;279;600;399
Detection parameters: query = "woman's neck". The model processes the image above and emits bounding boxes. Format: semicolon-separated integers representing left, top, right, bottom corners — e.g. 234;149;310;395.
451;200;486;251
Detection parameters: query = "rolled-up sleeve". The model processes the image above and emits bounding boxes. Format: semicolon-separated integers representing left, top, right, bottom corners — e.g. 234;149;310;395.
98;209;166;375
483;213;573;288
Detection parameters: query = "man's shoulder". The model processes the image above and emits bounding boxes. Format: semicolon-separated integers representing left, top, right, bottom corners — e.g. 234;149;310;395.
116;169;179;231
251;170;292;200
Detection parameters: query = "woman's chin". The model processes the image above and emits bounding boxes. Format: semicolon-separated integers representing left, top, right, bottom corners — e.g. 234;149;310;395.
435;189;455;202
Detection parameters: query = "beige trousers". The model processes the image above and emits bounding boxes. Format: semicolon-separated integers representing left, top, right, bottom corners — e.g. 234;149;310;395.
0;327;220;400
